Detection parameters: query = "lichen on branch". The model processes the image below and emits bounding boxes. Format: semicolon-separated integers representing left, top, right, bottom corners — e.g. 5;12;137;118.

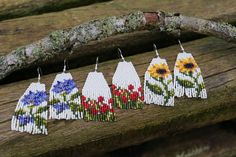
0;11;235;80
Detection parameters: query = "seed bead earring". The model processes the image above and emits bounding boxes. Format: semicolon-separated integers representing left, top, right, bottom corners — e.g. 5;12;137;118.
144;44;174;106
174;40;207;98
11;68;48;135
111;48;144;109
49;59;83;120
82;57;115;121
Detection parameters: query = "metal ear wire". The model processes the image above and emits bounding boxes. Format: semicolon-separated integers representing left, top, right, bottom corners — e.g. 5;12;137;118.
153;43;159;57
37;67;42;82
178;40;185;52
118;48;125;61
63;59;67;72
95;57;99;72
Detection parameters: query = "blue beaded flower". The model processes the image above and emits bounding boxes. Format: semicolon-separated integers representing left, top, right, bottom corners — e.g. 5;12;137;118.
18;115;34;125
52;79;77;94
53;102;69;113
21;91;48;106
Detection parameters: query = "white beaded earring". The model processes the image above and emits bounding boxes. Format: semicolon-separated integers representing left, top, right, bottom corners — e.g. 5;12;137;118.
49;60;83;120
111;48;144;109
11;68;48;134
174;40;207;98
144;44;174;106
82;57;115;121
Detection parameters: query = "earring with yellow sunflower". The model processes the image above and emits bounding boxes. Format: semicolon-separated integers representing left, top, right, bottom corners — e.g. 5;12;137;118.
174;40;207;98
144;44;174;106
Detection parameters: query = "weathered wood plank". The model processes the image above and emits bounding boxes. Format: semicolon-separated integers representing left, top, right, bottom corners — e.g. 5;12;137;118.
104;121;236;157
0;0;236;57
0;0;110;21
0;37;235;157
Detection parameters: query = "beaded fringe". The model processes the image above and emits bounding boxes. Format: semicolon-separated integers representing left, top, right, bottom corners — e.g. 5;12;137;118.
144;57;174;106
49;72;83;120
82;71;115;121
112;61;144;109
174;52;207;98
11;82;48;135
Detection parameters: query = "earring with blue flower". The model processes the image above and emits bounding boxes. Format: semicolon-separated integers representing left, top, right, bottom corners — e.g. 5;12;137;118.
11;67;48;135
49;59;83;120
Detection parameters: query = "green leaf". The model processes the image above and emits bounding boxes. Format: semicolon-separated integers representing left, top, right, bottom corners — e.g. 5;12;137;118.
36;106;48;114
196;83;205;96
14;109;25;116
167;79;172;85
33;115;46;127
176;77;195;88
146;81;164;95
49;98;60;105
69;102;79;113
168;89;175;97
70;91;80;100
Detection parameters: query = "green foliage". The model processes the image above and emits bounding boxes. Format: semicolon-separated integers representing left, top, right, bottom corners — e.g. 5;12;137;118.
176;77;195;88
146;81;164;95
14;109;25;116
34;115;47;128
49;98;60;105
68;102;80;113
70;91;80;100
36;106;48;114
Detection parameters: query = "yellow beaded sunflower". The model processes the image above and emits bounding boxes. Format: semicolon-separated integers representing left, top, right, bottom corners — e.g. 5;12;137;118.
176;57;198;73
148;63;171;79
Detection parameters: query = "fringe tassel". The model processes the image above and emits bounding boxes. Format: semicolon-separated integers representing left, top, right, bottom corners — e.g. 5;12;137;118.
82;71;115;122
112;61;144;109
144;57;174;106
49;72;83;120
11;82;48;135
174;52;207;98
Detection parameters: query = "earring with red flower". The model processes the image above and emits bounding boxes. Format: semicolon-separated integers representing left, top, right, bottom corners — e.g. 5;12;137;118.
82;57;115;121
112;48;144;109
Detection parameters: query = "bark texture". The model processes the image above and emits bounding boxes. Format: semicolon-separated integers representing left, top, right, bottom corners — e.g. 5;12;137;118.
0;11;236;80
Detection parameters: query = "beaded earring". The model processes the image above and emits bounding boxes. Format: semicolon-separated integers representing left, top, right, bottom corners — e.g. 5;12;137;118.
49;60;83;120
11;68;48;134
82;57;115;121
144;44;174;106
111;49;144;109
174;40;207;98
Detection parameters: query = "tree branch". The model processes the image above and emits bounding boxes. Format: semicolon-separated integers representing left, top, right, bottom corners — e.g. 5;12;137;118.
0;11;235;80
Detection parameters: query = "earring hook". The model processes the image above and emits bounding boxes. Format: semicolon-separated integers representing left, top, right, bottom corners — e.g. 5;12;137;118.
178;40;185;52
117;48;125;61
153;43;159;57
95;57;99;72
37;67;42;82
63;59;67;72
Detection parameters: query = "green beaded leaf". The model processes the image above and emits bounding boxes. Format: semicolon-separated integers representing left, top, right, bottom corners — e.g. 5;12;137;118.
49;98;60;105
176;77;195;88
14;109;26;116
34;115;47;128
146;81;164;95
70;91;80;100
36;106;48;114
69;102;79;113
